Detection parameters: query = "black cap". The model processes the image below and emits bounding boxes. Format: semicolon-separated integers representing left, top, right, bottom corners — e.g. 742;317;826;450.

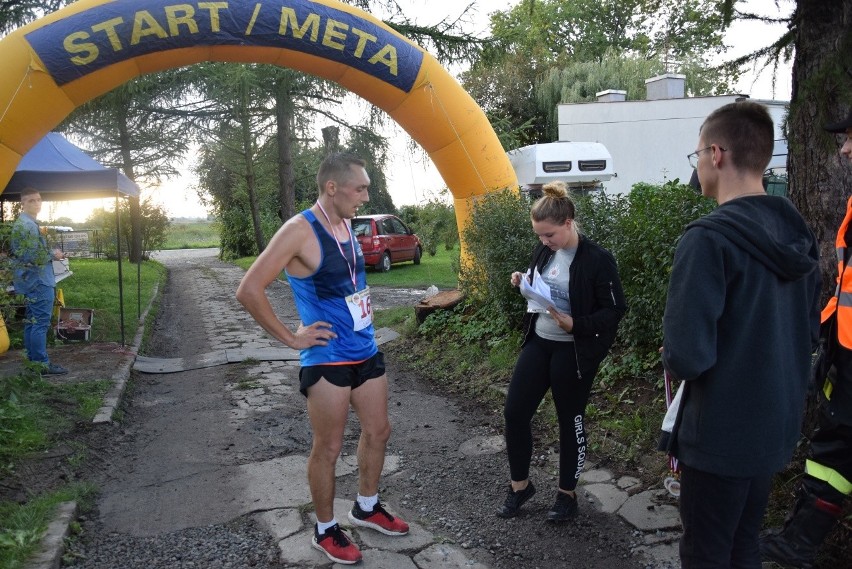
825;109;852;133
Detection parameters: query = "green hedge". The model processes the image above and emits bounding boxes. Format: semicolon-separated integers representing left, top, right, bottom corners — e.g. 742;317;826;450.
429;181;715;383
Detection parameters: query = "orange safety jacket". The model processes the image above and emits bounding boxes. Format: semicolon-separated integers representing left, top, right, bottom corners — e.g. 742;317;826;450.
821;196;852;349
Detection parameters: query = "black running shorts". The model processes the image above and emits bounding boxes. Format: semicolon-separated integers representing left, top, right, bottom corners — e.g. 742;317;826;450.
299;351;385;397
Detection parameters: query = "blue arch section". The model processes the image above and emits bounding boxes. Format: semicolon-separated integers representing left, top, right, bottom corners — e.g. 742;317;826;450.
25;0;423;90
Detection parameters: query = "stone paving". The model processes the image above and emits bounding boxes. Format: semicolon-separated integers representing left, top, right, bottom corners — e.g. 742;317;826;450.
139;249;683;568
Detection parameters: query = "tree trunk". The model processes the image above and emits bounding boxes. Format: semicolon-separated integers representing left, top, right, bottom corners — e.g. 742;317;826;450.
239;78;266;254
117;108;142;264
322;126;339;152
275;81;296;223
788;0;852;433
788;0;852;305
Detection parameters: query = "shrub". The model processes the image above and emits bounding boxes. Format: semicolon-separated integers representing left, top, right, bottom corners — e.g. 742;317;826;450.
434;181;714;383
398;193;459;255
85;198;170;260
458;188;538;335
576;181;715;380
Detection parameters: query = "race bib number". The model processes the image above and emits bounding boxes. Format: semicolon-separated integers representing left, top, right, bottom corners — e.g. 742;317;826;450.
346;286;373;331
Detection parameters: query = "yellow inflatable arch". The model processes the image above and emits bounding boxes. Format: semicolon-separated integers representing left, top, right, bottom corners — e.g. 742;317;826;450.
0;0;518;354
0;0;517;222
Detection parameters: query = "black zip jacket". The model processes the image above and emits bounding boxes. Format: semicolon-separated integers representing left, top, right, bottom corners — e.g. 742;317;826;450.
521;236;627;377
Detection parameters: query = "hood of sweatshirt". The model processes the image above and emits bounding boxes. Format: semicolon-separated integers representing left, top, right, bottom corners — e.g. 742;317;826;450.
687;196;818;282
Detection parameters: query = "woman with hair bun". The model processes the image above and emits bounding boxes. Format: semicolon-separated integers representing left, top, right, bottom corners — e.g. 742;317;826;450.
497;181;627;522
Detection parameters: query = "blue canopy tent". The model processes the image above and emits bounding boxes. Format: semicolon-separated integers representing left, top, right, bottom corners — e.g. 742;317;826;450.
1;132;142;346
2;132;139;201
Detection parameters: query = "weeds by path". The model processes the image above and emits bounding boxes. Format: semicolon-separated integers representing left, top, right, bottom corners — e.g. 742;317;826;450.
0;364;107;569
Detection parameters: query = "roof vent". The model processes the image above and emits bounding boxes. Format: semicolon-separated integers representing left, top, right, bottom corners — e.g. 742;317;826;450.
595;89;627;103
645;73;686;100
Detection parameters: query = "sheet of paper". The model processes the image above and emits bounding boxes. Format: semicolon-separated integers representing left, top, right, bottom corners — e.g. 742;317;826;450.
519;267;554;312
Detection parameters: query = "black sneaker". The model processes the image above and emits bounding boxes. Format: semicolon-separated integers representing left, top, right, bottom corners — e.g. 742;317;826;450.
496;481;536;518
43;363;68;375
546;491;578;522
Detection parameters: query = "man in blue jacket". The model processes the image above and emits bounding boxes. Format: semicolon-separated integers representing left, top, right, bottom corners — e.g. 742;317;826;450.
662;101;821;568
11;188;67;375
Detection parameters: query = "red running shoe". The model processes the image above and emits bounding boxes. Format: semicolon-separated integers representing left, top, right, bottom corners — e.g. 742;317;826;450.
348;501;410;536
311;523;362;564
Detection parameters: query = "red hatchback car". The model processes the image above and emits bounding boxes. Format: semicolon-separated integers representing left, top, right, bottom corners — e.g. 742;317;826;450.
352;214;422;272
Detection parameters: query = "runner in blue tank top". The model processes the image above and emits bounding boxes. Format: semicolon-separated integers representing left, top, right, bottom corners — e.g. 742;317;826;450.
288;208;376;367
237;153;408;565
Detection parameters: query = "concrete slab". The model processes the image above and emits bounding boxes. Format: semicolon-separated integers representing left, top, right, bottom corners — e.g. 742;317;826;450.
375;327;400;345
133;351;229;373
338;453;401;476
414;543;490;569
99;454;317;536
277;528;327;566
617;476;642;491
225;347;300;362
359;549;419;568
258;372;288;382
459;435;505;456
335;455;360;477
356;519;432;551
240;456;312;508
632;532;681;569
382;454;402;475
253;508;303;541
582;483;629;514
618;489;681;531
245;363;274;375
580;468;614;484
28;501;77;569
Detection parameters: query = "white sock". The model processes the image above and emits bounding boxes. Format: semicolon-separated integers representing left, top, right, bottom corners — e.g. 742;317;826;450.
357;493;378;512
316;518;337;535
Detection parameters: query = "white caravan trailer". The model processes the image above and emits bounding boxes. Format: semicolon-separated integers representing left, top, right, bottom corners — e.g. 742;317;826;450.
507;141;614;195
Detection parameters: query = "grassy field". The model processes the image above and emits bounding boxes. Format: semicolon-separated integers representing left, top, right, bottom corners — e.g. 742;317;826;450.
53;258;166;344
233;244;459;289
163;221;220;250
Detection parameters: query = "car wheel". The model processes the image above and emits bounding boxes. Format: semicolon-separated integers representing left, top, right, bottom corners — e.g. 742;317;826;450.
376;252;391;272
413;246;422;265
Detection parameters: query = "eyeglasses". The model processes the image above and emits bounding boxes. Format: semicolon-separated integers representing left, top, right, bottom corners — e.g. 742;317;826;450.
687;146;727;169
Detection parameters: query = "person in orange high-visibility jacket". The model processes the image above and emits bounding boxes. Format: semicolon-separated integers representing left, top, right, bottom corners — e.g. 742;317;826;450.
762;109;852;568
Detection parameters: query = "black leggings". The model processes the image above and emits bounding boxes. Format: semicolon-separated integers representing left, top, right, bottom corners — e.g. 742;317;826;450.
504;334;595;491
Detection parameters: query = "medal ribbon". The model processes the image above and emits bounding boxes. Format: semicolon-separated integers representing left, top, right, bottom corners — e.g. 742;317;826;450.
315;201;358;292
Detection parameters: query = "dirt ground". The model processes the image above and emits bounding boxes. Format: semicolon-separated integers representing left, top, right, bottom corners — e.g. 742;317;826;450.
0;341;135;505
4;251;847;568
1;254;652;568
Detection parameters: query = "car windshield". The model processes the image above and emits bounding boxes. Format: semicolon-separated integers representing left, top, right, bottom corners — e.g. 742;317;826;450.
352;218;372;237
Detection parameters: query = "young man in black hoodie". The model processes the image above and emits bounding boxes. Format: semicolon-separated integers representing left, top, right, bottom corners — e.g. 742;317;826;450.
662;101;821;568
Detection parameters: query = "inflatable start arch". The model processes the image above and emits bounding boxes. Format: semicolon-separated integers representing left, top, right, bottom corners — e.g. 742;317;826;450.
0;0;517;226
0;0;519;354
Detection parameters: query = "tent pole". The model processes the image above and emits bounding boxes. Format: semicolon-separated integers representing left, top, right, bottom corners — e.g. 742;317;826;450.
115;194;126;346
137;253;141;321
